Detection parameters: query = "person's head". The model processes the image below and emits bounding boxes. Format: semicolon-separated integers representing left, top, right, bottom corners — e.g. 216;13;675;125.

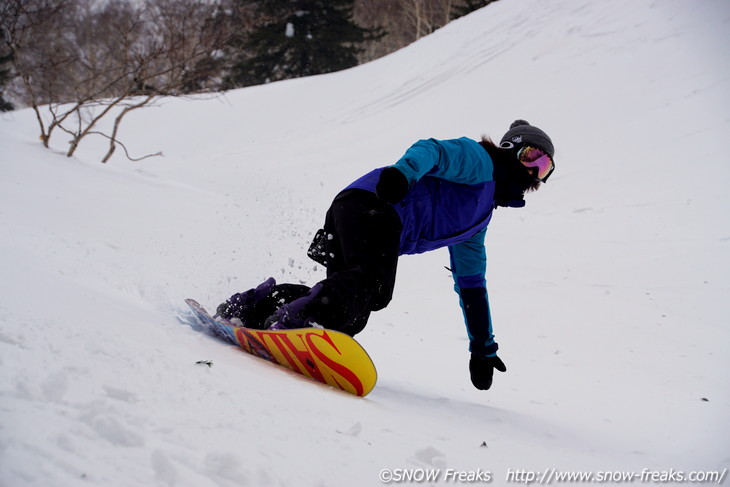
499;119;555;188
479;120;555;207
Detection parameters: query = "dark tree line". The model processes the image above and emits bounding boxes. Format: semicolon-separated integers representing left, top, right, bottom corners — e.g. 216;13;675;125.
224;0;383;87
0;0;500;160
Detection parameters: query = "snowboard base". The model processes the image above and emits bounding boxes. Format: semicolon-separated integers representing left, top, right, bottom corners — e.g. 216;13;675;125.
184;299;377;396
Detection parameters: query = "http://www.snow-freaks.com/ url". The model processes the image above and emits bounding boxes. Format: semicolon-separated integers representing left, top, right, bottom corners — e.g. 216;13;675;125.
378;467;728;484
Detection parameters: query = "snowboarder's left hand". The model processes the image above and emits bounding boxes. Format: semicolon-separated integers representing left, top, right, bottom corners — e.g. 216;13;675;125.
376;167;409;204
469;354;506;390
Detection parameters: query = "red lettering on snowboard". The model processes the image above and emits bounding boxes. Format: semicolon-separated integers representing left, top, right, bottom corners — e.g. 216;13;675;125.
246;329;364;395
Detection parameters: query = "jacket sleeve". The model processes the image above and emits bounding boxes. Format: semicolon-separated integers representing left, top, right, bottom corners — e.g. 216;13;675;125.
448;229;498;356
391;138;492;186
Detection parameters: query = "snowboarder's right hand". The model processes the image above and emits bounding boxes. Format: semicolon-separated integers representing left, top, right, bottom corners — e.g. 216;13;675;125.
376;167;409;204
469;354;506;390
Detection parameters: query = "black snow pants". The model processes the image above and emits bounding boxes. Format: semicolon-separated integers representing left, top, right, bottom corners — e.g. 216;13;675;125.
245;189;401;336
306;189;402;335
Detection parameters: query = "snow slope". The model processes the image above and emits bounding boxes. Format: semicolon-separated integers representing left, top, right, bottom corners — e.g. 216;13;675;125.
1;0;729;485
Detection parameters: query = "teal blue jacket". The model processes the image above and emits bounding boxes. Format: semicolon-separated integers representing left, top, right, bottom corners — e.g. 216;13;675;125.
347;137;499;356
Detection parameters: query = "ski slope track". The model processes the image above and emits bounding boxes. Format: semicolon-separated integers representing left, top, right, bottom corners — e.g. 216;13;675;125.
1;0;728;485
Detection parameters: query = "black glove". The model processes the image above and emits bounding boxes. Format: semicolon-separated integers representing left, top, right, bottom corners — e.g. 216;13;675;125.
469;354;506;390
376;167;409;204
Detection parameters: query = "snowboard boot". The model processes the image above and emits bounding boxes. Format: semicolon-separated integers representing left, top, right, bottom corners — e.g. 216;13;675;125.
265;283;324;331
217;277;277;328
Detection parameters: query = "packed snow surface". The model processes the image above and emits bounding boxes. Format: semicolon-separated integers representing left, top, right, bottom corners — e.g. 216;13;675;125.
1;0;729;485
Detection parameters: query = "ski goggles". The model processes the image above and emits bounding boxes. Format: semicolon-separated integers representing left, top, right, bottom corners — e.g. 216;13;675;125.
517;145;554;182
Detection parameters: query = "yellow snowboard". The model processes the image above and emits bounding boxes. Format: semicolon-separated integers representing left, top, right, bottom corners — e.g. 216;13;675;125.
185;299;377;396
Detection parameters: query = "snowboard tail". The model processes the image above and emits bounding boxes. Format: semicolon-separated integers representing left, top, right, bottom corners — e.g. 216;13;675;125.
185;299;377;396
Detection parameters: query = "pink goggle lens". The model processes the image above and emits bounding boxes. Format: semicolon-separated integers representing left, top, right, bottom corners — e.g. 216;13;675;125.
518;146;554;181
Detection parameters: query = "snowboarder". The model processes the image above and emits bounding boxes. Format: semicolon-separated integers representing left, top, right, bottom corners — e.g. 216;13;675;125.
217;120;555;391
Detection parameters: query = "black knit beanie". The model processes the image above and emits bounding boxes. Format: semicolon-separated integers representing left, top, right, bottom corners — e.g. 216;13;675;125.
500;120;555;158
